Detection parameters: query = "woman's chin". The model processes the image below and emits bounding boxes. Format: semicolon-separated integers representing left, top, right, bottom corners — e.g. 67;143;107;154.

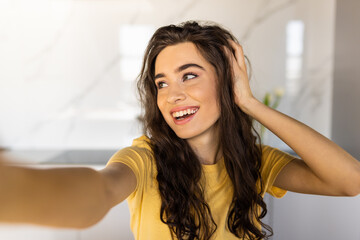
174;132;194;140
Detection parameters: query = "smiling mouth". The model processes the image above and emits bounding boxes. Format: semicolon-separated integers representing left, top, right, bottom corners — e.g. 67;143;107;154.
172;108;199;121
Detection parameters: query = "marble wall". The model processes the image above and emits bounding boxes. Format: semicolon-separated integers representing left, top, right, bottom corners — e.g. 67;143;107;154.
0;0;335;150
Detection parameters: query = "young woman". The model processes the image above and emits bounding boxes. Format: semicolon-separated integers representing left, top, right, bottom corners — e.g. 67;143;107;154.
1;21;359;240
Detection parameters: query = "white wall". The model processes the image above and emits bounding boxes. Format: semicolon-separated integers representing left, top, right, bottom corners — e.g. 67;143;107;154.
332;0;360;160
0;0;335;151
272;192;360;239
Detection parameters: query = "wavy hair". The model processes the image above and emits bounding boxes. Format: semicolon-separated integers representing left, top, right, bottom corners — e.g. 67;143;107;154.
137;21;271;240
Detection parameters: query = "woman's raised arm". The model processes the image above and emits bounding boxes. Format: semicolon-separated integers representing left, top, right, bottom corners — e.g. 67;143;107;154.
228;40;360;196
0;155;136;229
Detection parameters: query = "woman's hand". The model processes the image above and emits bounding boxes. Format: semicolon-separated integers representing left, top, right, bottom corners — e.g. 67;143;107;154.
227;40;256;113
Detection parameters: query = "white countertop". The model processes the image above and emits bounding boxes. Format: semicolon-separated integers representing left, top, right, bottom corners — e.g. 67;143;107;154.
1;149;118;169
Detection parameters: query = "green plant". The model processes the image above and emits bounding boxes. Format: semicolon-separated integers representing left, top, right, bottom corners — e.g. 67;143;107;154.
260;87;285;140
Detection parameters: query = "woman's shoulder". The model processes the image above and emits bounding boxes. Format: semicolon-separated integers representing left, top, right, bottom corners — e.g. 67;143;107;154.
106;135;154;166
257;144;297;181
258;144;297;162
131;135;152;150
257;144;297;197
106;136;157;198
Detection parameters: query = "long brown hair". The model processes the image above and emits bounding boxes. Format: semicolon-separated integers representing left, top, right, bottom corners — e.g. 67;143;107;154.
137;21;271;240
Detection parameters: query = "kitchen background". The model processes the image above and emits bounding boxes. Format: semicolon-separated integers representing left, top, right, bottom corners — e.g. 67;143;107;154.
0;0;359;239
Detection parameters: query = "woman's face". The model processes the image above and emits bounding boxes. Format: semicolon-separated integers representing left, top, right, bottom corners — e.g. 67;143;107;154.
154;42;221;141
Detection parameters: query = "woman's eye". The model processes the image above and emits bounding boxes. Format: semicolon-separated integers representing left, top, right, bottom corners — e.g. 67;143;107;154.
157;81;168;89
183;73;197;81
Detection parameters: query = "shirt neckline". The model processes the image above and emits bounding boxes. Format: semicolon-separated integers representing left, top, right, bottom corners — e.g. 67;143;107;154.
201;157;225;173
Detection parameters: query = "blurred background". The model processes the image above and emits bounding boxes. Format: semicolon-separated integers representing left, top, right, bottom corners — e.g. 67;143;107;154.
0;0;359;239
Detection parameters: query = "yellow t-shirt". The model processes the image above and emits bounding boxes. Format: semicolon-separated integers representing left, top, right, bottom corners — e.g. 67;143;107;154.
106;135;296;240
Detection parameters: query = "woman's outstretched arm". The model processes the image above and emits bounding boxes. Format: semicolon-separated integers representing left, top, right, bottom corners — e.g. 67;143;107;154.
0;156;136;228
228;41;360;196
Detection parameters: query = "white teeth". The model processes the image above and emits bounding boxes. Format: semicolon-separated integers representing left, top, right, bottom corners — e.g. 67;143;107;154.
172;108;199;118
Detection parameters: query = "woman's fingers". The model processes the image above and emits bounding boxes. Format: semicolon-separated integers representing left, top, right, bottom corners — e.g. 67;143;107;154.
224;40;255;109
228;40;247;73
226;40;249;83
224;44;242;80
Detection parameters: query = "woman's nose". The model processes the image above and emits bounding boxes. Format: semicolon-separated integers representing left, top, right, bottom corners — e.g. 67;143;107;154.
167;85;186;104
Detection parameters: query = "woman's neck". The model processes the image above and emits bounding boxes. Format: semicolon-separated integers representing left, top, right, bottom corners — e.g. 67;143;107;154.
187;129;222;165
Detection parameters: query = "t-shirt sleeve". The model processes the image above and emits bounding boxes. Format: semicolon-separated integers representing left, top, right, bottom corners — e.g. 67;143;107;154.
106;146;150;199
260;145;297;198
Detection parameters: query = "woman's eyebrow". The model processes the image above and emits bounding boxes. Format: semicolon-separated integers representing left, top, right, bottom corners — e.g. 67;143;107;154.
154;63;205;80
177;63;205;72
